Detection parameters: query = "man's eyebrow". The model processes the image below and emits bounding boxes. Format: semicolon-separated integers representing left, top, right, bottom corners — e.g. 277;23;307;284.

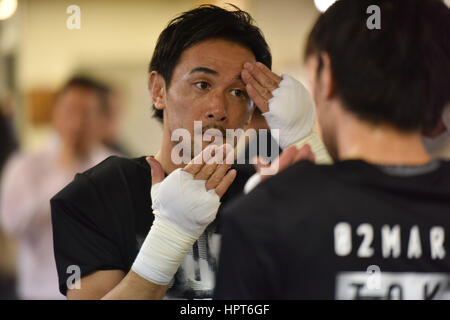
189;67;219;76
188;67;243;82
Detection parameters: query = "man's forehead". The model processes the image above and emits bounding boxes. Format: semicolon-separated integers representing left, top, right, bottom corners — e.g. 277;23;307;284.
175;39;256;76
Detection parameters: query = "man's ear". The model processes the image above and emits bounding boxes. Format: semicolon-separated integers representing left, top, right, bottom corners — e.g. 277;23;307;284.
319;53;336;100
149;71;166;111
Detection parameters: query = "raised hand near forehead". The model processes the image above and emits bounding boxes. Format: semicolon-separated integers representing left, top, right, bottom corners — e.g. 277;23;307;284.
241;62;282;113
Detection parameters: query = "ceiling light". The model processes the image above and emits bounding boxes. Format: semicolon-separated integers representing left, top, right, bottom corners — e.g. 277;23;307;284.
314;0;337;13
0;0;17;20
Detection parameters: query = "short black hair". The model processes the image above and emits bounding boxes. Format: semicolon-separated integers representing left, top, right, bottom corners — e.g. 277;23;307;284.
59;76;109;114
305;0;450;132
149;4;272;122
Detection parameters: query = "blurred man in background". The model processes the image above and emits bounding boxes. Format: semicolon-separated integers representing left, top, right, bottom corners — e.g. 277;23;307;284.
0;76;116;299
215;0;450;299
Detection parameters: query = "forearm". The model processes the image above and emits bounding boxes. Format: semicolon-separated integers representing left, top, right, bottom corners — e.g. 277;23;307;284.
102;270;168;300
66;269;168;300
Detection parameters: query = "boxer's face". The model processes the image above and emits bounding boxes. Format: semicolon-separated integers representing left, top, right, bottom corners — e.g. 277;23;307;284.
151;38;256;156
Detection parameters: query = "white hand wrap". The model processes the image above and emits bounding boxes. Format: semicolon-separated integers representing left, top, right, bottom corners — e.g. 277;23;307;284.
263;74;316;150
244;74;333;194
132;168;220;285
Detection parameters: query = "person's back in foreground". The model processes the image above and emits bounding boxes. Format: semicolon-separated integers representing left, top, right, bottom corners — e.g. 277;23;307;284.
215;0;450;299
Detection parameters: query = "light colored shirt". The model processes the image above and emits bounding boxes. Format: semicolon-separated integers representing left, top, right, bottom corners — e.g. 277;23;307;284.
0;139;114;299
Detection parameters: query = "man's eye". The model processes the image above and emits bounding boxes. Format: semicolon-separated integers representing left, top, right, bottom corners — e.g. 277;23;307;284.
231;89;245;97
195;82;210;90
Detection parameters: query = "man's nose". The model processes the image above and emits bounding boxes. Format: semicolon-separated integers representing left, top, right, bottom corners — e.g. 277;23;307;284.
204;91;227;122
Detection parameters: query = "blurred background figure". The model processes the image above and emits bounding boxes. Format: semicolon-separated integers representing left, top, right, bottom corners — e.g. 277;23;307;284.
0;76;117;299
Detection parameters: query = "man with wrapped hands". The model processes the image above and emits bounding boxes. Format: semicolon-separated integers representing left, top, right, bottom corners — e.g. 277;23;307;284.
51;4;328;300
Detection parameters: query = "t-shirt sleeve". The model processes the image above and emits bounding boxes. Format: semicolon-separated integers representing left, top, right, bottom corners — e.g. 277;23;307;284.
50;172;127;296
214;184;280;299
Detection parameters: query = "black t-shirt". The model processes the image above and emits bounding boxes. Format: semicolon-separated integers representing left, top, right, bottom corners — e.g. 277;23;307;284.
50;156;254;299
214;160;450;300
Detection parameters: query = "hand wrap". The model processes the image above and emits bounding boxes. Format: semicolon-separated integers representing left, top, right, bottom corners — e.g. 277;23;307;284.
132;168;220;285
263;74;316;150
